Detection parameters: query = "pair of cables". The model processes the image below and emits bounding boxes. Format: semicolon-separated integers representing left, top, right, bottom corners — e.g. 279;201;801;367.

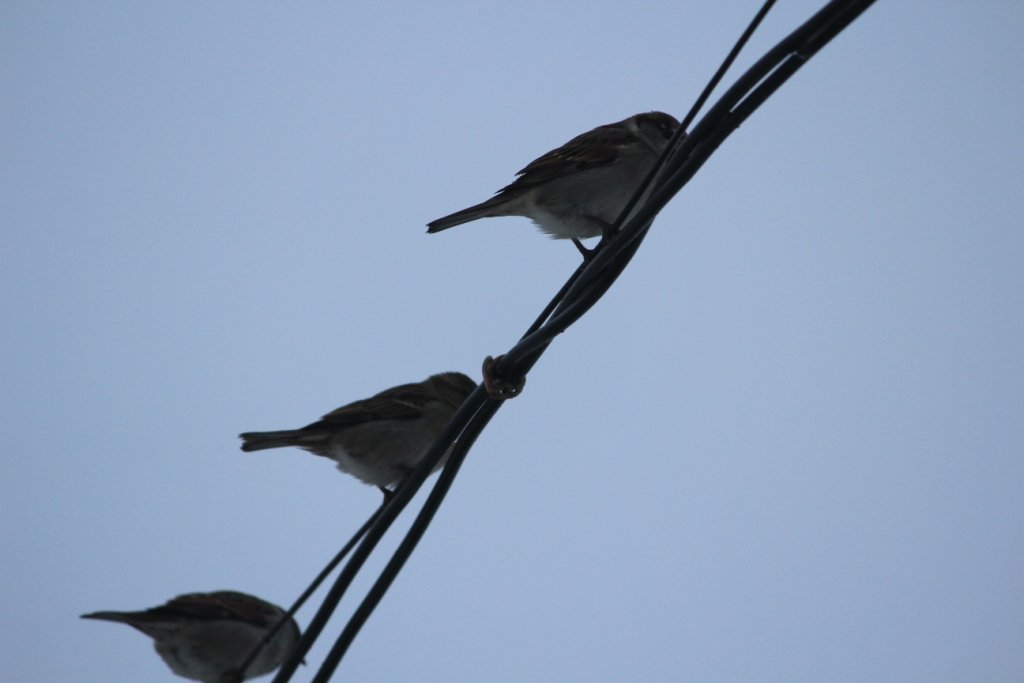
249;1;877;680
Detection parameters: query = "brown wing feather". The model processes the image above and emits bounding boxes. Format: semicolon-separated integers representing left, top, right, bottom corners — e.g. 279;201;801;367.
126;592;280;626
500;123;640;192
315;382;435;427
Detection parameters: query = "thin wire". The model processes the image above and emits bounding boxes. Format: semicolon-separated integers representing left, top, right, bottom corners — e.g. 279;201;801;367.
309;402;501;682
685;0;779;132
269;387;491;683
610;0;779;240
485;0;782;391
234;503;384;677
501;0;876;381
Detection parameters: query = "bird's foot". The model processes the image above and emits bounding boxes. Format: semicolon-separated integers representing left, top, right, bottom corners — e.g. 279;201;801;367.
572;238;598;261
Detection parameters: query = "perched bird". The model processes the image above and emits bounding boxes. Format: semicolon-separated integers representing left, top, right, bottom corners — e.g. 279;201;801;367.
427;111;680;251
239;372;477;491
80;590;300;683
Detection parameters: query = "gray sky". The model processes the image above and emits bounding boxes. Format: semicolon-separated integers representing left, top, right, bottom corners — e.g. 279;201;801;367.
4;2;1023;682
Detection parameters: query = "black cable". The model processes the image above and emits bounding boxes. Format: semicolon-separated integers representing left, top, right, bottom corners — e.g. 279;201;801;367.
273;1;877;679
610;0;778;241
309;401;501;682
269;386;492;682
234;504;383;677
500;0;877;381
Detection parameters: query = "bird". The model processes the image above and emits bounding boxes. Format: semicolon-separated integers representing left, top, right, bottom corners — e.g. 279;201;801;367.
427;111;680;253
239;372;477;492
80;590;300;683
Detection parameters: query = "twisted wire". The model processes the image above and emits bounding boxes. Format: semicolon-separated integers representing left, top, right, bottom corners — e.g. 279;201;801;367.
265;1;877;680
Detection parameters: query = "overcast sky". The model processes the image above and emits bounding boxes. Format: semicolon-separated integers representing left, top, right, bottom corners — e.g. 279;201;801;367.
4;2;1023;682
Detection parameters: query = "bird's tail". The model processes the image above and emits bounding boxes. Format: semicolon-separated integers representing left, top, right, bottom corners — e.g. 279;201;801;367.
426;195;510;233
238;430;303;452
80;610;135;624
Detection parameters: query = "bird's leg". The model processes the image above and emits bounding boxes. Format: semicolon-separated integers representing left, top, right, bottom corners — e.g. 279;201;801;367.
572;238;596;260
573;218;618;261
482;355;526;400
595;217;618;244
380;466;417;503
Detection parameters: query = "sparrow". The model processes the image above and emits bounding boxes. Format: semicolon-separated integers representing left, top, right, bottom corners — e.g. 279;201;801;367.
427;111;680;252
239;372;477;491
80;590;300;683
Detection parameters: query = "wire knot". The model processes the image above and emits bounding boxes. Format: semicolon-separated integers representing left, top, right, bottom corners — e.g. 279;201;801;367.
482;355;526;400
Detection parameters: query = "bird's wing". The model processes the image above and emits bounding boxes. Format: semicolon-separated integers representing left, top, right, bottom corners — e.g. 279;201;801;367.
317;382;435;427
151;592;280;627
501;123;639;191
